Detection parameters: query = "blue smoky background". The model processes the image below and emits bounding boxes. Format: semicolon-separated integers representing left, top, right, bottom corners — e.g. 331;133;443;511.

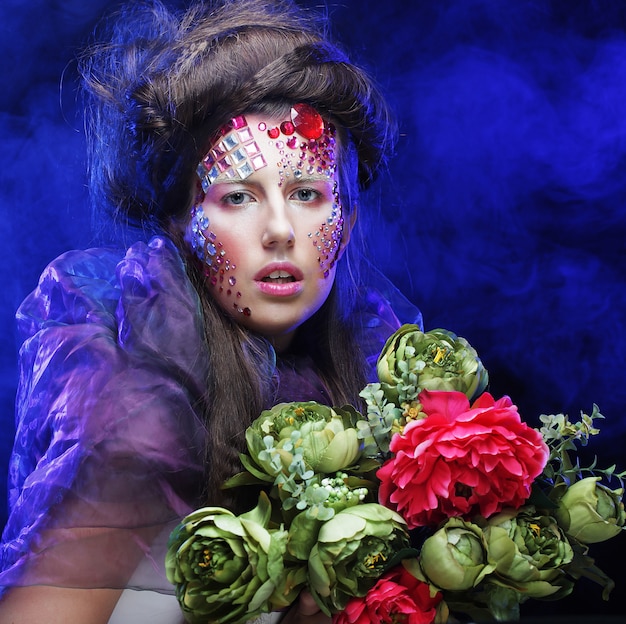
1;0;624;616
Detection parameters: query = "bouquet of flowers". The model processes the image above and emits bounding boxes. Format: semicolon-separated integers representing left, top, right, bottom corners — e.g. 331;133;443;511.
166;325;625;623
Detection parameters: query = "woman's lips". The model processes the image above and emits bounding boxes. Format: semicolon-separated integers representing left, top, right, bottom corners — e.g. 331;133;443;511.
254;263;303;297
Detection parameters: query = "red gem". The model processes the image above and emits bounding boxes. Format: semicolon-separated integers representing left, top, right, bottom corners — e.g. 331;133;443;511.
291;103;324;140
280;121;295;135
267;127;280;139
231;115;247;129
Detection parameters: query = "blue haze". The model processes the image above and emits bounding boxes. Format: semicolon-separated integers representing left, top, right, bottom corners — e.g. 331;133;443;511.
0;0;624;615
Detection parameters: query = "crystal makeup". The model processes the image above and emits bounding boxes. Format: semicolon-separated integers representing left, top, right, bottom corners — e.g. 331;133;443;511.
186;104;344;322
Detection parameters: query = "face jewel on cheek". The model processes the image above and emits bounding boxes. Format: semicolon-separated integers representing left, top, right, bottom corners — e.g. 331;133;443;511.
309;187;344;279
185;202;252;318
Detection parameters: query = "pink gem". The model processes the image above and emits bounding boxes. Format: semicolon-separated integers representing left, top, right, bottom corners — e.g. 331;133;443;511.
251;154;266;170
244;141;260;155
211;145;225;159
286;136;298;149
231;115;247;129
237;127;253;142
267;127;280;139
280;121;295;135
257;121;267;131
216;158;230;173
291;103;324;140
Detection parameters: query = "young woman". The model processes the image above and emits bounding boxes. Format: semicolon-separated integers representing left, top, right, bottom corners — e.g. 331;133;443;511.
0;0;420;622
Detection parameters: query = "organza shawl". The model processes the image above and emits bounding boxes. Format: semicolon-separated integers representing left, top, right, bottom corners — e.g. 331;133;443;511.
0;236;421;595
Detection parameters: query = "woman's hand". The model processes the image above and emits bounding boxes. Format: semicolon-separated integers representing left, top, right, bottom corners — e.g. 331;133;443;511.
280;590;331;624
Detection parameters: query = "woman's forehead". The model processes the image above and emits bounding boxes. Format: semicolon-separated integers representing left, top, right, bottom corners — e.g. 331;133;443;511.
196;105;338;191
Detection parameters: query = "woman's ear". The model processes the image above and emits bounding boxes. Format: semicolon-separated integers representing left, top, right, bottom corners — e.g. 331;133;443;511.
337;203;357;260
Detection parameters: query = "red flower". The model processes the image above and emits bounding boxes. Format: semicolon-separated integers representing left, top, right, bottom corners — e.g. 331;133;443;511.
377;390;549;528
332;564;442;624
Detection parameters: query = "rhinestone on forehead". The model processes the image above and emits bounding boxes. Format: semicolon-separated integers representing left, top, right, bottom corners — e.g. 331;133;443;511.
196;104;336;190
196;117;267;192
262;107;337;187
290;103;325;140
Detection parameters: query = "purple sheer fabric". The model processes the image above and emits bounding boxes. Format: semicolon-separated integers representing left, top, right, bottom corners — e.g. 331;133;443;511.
0;236;421;595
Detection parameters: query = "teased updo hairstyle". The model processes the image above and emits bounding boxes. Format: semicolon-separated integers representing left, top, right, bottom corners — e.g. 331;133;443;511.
80;0;397;509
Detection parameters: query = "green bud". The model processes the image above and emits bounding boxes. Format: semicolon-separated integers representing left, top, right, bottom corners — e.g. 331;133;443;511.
244;402;363;480
376;325;488;404
307;503;410;614
419;517;496;591
484;507;574;598
165;493;290;623
556;477;625;544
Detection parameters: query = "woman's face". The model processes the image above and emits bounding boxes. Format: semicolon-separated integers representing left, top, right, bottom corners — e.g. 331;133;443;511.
185;108;346;351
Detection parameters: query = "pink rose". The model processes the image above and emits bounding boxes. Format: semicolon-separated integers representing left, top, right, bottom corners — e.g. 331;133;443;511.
377;390;549;528
332;564;442;624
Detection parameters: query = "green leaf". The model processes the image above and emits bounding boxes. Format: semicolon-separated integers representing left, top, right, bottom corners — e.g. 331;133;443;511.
527;481;559;510
222;471;267;489
287;513;323;560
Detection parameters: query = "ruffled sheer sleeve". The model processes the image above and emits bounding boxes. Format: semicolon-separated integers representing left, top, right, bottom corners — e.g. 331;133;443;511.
353;263;424;379
0;237;208;595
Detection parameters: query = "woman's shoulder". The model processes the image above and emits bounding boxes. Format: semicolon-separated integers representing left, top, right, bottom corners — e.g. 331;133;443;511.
16;245;124;335
16;236;191;338
14;234;208;397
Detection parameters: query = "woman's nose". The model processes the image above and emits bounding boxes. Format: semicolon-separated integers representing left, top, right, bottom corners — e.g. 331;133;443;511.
261;199;295;248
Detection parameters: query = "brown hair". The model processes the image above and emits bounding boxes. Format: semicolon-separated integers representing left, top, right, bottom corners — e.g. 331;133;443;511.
79;0;397;510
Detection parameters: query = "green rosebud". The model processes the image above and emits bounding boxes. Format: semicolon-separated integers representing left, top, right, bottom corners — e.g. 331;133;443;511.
419;517;496;591
483;507;574;598
307;503;410;615
376;325;488;405
555;476;626;544
244;402;363;481
165;493;289;624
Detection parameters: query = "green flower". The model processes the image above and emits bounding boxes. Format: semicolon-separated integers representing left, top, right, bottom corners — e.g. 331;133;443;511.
165;493;289;624
555;477;626;544
419;517;496;591
483;507;574;598
307;503;410;615
376;325;488;405
242;402;363;481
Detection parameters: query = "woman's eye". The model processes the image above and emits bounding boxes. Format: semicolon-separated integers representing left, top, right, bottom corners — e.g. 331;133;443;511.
292;188;320;202
223;191;253;206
